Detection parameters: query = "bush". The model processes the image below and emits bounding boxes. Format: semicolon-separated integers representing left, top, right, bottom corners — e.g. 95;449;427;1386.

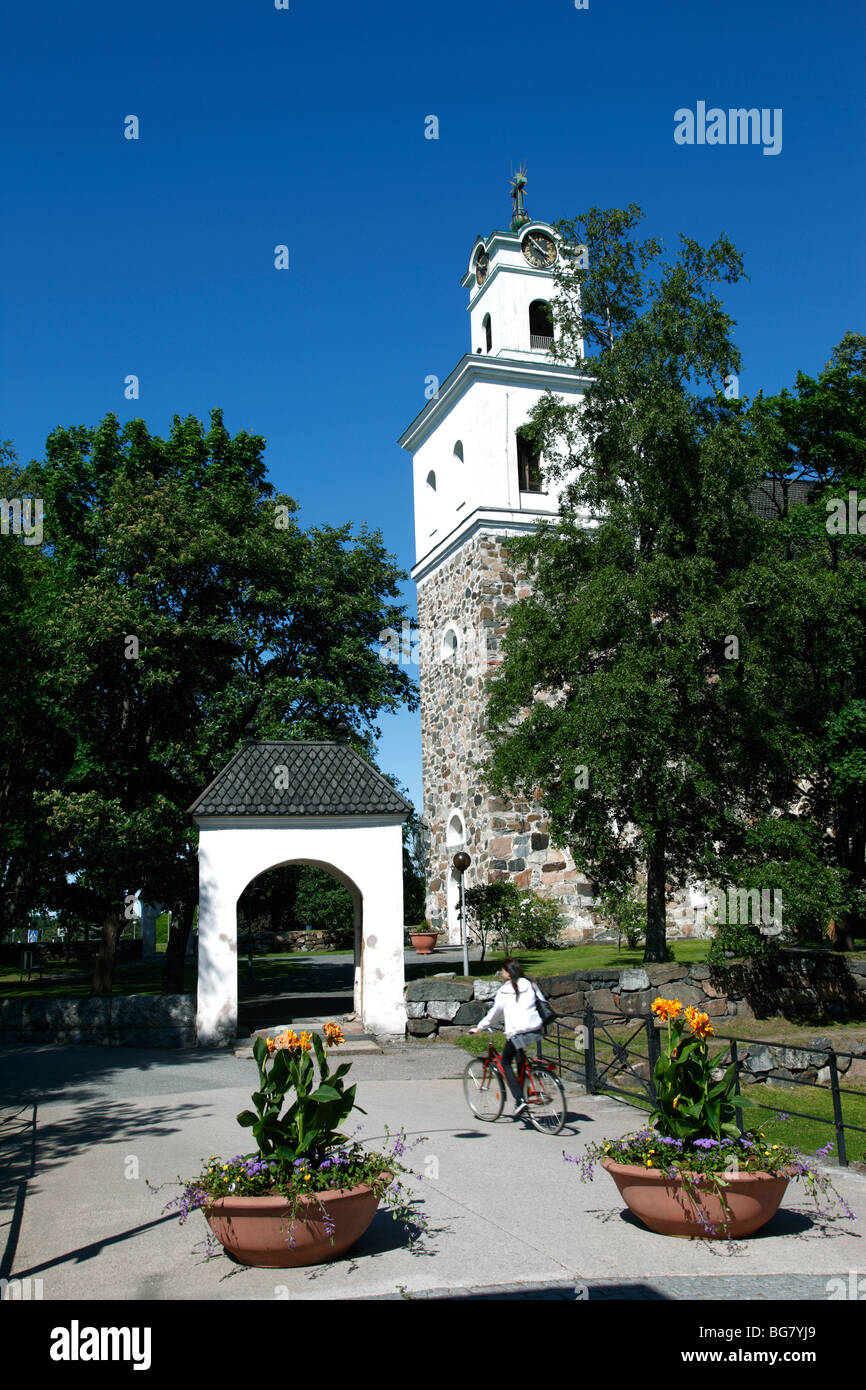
599;889;646;952
707;920;780;964
512;893;564;950
464;884;564;958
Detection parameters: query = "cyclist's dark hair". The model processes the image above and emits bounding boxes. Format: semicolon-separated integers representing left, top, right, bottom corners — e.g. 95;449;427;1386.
501;957;524;998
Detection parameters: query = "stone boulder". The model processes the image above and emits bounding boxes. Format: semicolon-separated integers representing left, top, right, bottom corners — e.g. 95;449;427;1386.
427;999;462;1022
618;969;650;992
406;979;474;1003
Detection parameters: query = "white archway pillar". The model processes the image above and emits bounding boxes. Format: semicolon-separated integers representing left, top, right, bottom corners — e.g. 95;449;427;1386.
195;817;407;1046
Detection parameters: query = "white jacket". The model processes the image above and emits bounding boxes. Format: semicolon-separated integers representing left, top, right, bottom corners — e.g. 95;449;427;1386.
477;977;543;1038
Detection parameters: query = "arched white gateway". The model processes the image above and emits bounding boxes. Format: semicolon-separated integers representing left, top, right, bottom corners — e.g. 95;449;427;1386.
190;736;411;1045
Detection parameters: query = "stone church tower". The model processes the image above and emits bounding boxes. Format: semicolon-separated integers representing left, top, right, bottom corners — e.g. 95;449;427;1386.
399;175;601;945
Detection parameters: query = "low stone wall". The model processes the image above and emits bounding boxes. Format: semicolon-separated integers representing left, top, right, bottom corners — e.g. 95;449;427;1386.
0;994;196;1047
405;951;866;1039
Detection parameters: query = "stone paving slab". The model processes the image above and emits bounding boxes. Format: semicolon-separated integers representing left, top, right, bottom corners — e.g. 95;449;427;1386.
361;1273;850;1299
2;1042;865;1303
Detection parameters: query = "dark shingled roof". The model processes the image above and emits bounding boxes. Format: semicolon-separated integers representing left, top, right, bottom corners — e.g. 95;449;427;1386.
188;741;413;819
748;479;820;521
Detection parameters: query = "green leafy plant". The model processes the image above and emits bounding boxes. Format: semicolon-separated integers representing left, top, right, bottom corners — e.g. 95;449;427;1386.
707;919;780;964
649;997;755;1142
464;882;521;961
599;889;647;952
155;1023;427;1256
238;1026;361;1164
568;996;855;1241
512;892;564;950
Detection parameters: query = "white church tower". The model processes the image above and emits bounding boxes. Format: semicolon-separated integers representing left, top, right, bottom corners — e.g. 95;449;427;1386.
399;172;597;943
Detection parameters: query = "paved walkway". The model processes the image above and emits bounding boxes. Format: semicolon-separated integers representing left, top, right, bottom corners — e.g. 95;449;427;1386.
1;1037;864;1303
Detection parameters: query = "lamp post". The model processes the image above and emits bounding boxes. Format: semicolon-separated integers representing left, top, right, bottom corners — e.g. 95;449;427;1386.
452;851;471;977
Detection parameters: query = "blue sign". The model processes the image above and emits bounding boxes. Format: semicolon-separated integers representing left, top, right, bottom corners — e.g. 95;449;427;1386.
27;929;38;943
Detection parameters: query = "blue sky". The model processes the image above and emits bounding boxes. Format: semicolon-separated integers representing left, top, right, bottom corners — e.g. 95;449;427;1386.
2;0;864;812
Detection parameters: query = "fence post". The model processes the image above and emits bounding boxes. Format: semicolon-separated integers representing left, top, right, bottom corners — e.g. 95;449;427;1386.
729;1039;744;1136
645;1016;660;1103
583;1008;596;1095
827;1051;848;1167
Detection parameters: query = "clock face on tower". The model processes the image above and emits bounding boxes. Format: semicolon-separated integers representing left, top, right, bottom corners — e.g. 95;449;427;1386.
475;250;489;285
522;231;556;269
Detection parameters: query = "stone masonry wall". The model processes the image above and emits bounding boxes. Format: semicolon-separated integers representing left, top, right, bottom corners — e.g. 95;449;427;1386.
405;953;866;1056
417;529;705;944
0;994;196;1047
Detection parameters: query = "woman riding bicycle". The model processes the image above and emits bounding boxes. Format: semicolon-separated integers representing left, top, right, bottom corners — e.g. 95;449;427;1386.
469;957;544;1118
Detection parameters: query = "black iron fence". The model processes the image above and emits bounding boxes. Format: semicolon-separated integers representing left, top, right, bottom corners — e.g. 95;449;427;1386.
538;1008;866;1167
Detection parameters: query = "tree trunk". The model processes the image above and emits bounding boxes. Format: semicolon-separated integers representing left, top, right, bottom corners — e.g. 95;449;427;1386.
162;898;193;994
91;908;123;995
643;835;668;963
831;913;859;953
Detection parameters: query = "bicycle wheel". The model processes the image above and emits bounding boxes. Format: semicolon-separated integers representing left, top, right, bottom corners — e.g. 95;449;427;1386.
463;1057;505;1121
523;1063;567;1134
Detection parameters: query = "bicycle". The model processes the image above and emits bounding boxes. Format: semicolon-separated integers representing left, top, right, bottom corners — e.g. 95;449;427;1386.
462;1033;567;1134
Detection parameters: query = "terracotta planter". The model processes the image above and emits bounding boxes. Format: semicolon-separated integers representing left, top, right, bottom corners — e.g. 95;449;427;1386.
601;1159;790;1239
205;1181;385;1268
410;931;438;955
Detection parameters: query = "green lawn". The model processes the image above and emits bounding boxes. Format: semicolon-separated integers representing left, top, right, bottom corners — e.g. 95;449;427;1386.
409;939;710;983
0;959;196;998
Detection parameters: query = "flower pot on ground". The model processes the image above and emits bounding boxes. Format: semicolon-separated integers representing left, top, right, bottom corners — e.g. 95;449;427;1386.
157;1023;426;1267
205;1179;391;1268
409;928;438;955
568;997;855;1241
601;1157;789;1239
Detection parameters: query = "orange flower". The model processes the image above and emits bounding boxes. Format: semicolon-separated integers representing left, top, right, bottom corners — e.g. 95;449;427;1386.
651;997;682;1023
322;1022;345;1047
265;1036;276;1055
299;1031;313;1052
685;1007;714;1039
276;1029;300;1051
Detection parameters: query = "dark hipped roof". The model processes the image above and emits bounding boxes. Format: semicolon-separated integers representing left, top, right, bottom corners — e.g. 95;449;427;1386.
748;479;820;521
188;741;413;819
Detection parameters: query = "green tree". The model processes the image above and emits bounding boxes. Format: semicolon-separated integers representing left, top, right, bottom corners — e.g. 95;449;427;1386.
741;336;866;949
16;410;414;992
484;207;792;962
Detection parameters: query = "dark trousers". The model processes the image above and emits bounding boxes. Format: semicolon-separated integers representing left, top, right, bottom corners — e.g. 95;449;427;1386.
501;1038;525;1104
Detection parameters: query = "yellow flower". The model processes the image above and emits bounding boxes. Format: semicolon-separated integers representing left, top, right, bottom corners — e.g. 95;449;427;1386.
265;1036;276;1054
651;997;683;1022
323;1022;345;1047
299;1031;313;1052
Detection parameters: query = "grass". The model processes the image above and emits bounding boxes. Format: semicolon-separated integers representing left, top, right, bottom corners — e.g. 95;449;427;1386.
0;960;197;999
409;939;710;982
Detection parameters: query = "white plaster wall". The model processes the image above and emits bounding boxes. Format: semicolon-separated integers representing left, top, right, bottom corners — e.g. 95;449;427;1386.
195;817;407;1046
413;379;582;555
